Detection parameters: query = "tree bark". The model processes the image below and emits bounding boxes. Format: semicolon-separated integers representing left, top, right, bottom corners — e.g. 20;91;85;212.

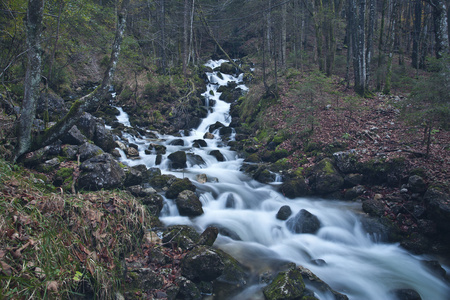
412;0;422;69
15;0;44;161
24;0;130;156
424;0;450;58
183;0;189;76
281;1;287;69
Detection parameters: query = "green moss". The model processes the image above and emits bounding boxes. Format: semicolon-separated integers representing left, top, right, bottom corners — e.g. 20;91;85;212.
263;268;306;300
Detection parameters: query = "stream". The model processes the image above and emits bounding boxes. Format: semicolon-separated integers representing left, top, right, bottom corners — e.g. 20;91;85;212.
114;60;449;300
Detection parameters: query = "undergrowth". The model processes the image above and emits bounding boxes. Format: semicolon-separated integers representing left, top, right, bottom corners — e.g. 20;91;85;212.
0;158;149;299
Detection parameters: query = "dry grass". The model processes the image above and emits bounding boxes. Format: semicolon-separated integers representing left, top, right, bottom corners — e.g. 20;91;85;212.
0;158;150;299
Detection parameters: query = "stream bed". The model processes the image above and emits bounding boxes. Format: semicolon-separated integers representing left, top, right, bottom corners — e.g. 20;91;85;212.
114;60;450;300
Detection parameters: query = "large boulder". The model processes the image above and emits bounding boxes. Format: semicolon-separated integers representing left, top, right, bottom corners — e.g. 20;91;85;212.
176;190;204;217
408;175;427;194
168;151;187;169
215;249;249;288
78;142;104;162
333;150;358;174
263;267;307;300
312;158;344;194
286;209;321;234
424;185;450;233
209;150;225;162
60;125;87;145
77;112;97;140
276;205;292;220
298;266;348;300
37;92;68;121
162;225;200;250
77;153;125;191
280;177;310;198
93;121;115;152
165;178;196;199
181;246;225;282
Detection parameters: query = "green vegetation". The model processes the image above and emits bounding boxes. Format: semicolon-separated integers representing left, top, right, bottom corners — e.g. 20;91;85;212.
0;158;149;299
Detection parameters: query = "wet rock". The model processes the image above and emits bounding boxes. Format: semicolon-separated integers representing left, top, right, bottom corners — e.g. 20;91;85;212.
77;153;125;191
176;190;204;217
127;185;156;197
79;142;104;162
219;62;236;75
162;225;200;250
168;150;187;169
390;289;422;300
298;266;348;300
181;246;224;282
61;125;86;145
362;198;386;217
215;248;249;288
333;150;358;173
187;153;206;167
149;174;177;189
176;277;201;300
192;139;207;148
208;121;225;133
253;166;276;183
166;178;196;199
169;139;184;146
209;150;225;161
196;174;207;184
280;177;309;198
141;194;164;216
286;209;321;234
263;267;306;300
408;175;427;194
424;185;450;232
312;158;344;194
198;226;219;246
203;132;215;139
276;205;292;220
219;126;233;137
149;143;167;155
343;173;363;188
344;185;366;200
126;146;139;158
123;165;146;187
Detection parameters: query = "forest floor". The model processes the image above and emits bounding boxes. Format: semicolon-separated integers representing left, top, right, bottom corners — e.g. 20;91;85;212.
258;73;449;186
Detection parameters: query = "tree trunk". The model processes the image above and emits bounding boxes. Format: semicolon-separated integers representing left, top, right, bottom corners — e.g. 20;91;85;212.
412;0;422;69
281;1;287;69
183;0;189;76
27;0;130;155
430;0;449;58
376;0;387;90
365;0;375;87
15;0;44;161
384;0;399;95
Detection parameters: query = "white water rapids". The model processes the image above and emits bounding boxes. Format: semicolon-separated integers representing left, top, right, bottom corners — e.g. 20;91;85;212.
114;60;449;300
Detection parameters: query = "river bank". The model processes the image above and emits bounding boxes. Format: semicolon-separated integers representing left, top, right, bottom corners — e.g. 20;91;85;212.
1;59;449;299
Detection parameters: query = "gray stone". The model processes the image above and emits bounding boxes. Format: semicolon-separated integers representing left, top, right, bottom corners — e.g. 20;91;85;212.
286;209;321;234
181;246;224;281
276;205;292;220
77;153;125;191
79;142;104;162
176;190;204;217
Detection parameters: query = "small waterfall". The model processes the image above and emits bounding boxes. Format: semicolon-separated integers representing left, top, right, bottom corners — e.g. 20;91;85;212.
113;60;450;300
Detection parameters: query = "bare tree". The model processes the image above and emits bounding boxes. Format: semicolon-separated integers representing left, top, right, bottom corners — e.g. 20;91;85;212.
15;0;130;161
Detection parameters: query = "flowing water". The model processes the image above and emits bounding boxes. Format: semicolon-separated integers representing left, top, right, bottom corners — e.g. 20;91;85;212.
115;60;450;300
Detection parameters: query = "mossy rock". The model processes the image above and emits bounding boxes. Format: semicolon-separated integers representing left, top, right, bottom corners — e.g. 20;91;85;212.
280;177;310;199
261;149;289;163
162;225;200;250
312;158;344;194
149;174;176;189
244;153;260;163
165;177;196;199
263;268;306;300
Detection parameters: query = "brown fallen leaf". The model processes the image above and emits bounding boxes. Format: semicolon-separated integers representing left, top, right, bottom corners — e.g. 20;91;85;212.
0;260;13;276
46;281;59;292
